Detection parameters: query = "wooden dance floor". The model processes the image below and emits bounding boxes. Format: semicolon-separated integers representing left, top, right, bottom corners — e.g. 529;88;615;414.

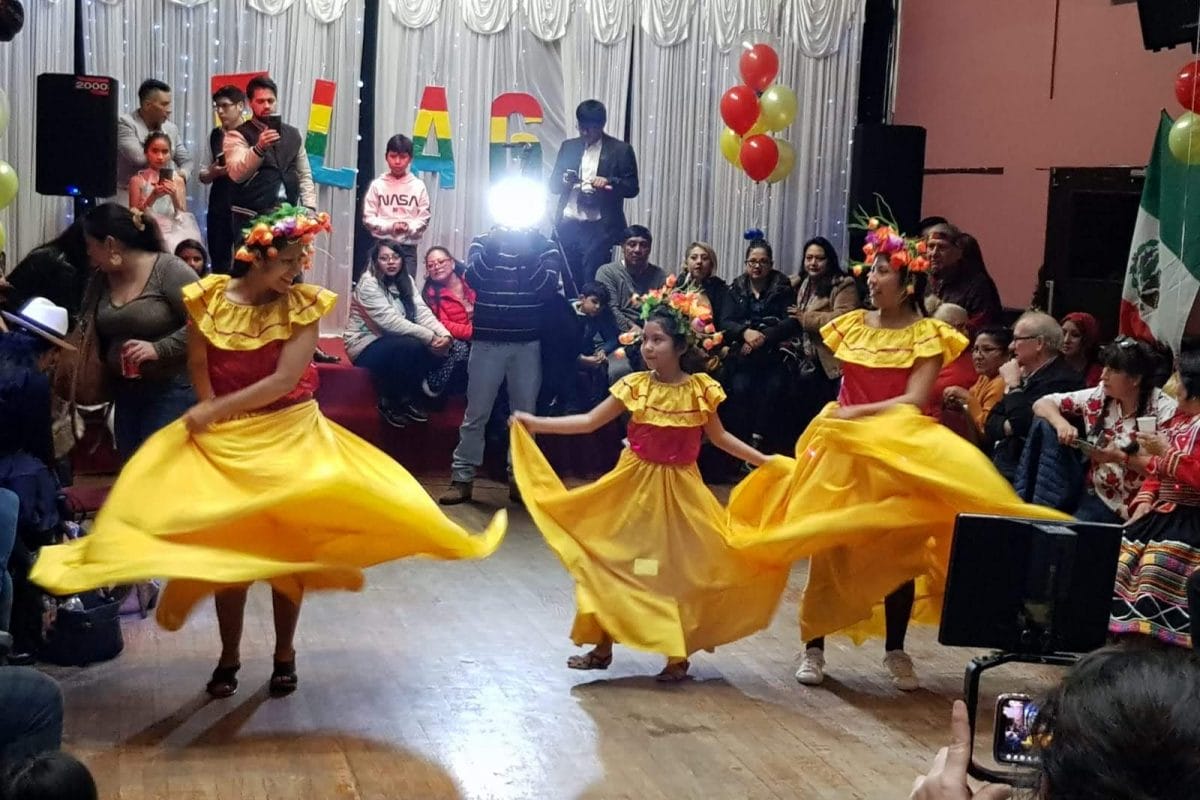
47;481;1059;799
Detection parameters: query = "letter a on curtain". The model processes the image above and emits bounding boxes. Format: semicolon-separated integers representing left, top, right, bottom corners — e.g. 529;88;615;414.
411;86;456;189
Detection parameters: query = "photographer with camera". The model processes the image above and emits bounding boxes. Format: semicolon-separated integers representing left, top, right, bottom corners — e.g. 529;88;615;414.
911;646;1200;800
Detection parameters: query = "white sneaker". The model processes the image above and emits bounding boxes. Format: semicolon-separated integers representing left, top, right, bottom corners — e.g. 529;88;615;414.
883;650;919;691
795;648;826;685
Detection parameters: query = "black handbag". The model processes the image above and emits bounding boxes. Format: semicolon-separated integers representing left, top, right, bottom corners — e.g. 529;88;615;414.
40;591;124;667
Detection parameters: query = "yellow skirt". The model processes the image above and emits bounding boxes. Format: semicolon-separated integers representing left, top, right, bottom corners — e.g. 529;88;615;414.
510;424;790;660
31;401;505;630
726;404;1070;643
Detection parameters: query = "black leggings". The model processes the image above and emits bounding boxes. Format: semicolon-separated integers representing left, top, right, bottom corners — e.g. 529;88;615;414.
806;580;915;653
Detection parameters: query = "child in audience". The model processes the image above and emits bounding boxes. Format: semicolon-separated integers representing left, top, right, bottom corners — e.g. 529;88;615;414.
174;239;210;277
128;132;201;252
510;297;792;682
1;751;97;800
573;282;630;409
361;134;431;278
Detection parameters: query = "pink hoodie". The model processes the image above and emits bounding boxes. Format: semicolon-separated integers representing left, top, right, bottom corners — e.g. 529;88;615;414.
362;171;431;245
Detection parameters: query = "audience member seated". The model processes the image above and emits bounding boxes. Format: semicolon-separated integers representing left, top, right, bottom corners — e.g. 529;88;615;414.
173;239;209;277
344;240;451;428
720;237;795;458
1112;347;1200;648
1060;311;1102;387
0;223;89;328
985;311;1084;482
420;246;473;398
776;236;859;436
911;645;1200;800
0;668;63;770
2;752;97;800
0;300;74;662
677;242;729;331
572;282;630;410
83;204;197;460
924;224;1002;335
927;304;977;421
1033;337;1175;523
128;132;202;253
942;325;1011;447
595;225;666;330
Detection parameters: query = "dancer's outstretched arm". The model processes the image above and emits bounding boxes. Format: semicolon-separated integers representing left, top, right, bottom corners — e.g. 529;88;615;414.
704;413;768;467
512;397;625;436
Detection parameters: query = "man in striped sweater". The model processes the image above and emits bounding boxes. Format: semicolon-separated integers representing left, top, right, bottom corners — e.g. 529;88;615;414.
440;227;563;505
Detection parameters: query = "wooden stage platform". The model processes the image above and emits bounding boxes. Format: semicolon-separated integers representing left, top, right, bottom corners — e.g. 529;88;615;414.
43;482;1060;799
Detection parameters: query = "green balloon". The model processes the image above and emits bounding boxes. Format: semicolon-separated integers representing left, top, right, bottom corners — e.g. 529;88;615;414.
1169;112;1200;165
0;161;16;209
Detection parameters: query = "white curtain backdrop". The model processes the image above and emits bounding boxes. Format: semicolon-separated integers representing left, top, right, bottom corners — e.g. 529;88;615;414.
377;0;862;283
373;0;631;263
81;0;365;330
1;0;76;267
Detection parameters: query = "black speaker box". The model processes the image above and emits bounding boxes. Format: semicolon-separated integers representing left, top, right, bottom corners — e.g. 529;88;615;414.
847;124;926;249
36;73;119;198
1136;0;1200;52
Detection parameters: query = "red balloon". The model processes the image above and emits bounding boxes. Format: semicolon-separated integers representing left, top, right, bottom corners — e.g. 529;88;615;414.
720;85;761;136
739;43;780;93
1178;60;1200;113
740;135;779;182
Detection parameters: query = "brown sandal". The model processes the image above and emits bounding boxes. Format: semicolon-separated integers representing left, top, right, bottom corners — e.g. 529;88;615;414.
656;660;690;682
567;649;613;670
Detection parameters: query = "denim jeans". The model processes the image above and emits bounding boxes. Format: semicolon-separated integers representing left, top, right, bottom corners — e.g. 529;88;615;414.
0;488;16;633
450;340;541;483
0;667;63;768
113;375;196;461
354;335;435;407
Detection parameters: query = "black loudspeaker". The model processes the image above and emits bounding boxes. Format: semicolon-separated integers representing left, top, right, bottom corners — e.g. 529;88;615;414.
847;124;926;243
36;73;119;198
1136;0;1200;52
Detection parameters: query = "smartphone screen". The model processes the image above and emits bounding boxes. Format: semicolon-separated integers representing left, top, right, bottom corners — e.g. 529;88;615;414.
993;693;1042;766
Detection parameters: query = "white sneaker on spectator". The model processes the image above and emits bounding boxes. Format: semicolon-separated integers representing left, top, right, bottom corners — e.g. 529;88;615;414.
883;650;919;691
795;648;826;685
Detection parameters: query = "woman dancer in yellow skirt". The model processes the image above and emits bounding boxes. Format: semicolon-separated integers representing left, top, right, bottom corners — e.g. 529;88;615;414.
32;206;505;697
511;292;791;682
728;217;1069;690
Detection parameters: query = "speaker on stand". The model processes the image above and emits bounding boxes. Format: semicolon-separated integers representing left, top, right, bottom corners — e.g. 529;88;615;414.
35;73;119;210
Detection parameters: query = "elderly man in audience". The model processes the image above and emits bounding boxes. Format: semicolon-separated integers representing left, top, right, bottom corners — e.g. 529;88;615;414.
927;304;978;421
116;79;192;204
984;311;1083;482
924;224;1002;336
595;225;666;329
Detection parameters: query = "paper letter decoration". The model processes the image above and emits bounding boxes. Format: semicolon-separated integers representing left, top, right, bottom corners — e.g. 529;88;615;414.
411;86;456;189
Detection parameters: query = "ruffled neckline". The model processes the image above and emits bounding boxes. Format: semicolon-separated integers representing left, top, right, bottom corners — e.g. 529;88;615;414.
820;309;967;369
610;372;726;428
183;274;337;351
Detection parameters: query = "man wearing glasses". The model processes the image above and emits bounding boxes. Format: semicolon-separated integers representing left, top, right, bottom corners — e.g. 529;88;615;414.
984;310;1084;481
550;100;640;288
199;85;246;274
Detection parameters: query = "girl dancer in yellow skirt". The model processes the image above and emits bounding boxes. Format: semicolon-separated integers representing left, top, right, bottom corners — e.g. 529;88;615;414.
32;206;505;697
511;291;791;682
728;217;1069;690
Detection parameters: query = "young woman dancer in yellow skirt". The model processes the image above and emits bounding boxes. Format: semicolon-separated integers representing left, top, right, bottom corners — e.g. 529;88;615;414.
511;294;792;682
32;206;505;697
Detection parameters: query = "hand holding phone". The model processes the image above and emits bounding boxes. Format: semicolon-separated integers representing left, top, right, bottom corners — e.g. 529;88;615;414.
159;167;174;182
1070;439;1098;456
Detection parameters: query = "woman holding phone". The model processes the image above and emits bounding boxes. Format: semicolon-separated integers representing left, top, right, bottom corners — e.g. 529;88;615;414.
129;132;202;252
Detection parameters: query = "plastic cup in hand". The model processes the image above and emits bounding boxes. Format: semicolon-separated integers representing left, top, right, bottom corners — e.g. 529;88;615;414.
121;351;141;379
1136;417;1157;434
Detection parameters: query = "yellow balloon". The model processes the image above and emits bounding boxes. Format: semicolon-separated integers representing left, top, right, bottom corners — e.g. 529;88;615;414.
1170;112;1200;165
0;161;16;210
760;84;798;132
767;139;795;184
745;112;769;138
0;222;6;253
719;127;742;168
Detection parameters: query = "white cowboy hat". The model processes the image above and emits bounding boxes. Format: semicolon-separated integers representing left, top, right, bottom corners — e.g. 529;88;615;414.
1;296;76;350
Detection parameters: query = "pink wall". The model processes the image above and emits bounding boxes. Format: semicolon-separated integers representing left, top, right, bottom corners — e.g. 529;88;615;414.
893;0;1181;306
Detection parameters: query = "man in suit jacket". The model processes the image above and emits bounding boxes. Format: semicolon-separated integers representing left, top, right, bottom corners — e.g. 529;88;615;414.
115;79;193;204
549;100;640;290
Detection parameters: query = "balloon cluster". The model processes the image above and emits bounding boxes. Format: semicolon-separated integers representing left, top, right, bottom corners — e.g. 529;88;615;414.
1171;60;1200;164
718;41;797;183
0;89;14;253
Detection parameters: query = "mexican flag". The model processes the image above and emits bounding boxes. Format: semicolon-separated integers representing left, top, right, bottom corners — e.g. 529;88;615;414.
1120;111;1200;349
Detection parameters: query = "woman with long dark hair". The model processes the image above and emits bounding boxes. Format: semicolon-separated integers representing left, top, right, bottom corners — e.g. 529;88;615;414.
344;239;452;427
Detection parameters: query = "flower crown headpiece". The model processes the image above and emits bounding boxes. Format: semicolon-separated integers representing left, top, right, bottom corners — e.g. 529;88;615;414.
234;204;333;268
847;199;929;282
616;274;726;353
